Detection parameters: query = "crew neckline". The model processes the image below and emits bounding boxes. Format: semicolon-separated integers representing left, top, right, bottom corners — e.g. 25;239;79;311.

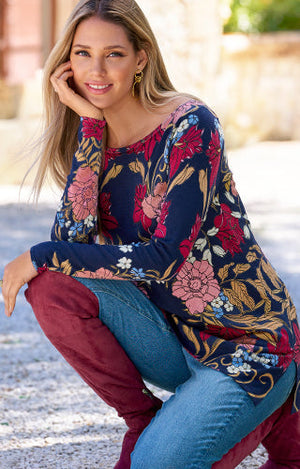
105;99;198;155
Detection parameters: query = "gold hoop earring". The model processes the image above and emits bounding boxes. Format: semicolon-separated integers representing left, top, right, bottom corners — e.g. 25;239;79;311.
132;70;144;97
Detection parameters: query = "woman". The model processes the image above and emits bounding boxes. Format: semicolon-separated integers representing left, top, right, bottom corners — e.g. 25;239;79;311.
3;0;300;467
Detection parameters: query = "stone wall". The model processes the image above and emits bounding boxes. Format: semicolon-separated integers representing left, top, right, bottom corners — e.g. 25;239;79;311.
216;32;300;147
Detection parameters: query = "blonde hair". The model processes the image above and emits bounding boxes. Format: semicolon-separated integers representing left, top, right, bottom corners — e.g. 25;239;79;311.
33;0;185;198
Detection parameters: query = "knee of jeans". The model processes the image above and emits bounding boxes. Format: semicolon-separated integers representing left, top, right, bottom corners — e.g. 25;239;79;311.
25;271;99;336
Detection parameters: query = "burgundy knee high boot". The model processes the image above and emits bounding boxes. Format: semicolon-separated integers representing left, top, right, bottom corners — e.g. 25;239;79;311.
212;394;299;469
25;271;162;469
260;397;300;469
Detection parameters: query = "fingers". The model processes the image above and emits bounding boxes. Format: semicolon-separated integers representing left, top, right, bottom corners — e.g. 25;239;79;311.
2;279;18;317
50;61;74;95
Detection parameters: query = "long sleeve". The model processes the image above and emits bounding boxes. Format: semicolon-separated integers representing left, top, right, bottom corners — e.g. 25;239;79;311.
50;116;106;244
31;106;223;281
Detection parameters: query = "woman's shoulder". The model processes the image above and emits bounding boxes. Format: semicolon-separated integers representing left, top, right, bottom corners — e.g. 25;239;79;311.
161;97;219;132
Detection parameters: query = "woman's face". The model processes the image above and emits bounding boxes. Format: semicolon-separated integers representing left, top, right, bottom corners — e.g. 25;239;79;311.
70;16;147;113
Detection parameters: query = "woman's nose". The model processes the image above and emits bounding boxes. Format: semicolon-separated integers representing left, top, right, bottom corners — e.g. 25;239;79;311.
91;57;106;75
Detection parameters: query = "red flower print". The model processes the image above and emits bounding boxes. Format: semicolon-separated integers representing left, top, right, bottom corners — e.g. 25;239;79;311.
172;260;220;315
37;263;49;274
133;184;152;232
267;328;294;369
207;129;221;187
143;127;164;161
82;118;105;140
179;214;202;258
103;149;118;171
214;204;244;255
99;192;118;240
199;326;247;342
169;126;204;178
155;200;171;239
293;323;300;365
68;166;98;220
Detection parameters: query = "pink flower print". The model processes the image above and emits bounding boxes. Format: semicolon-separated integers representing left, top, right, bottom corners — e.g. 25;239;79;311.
142;182;167;219
214;203;244;255
99;192;118;240
230;177;239;197
161;100;199;130
169;126;203;178
133;184;153;232
134;182;167;233
179;214;202;259
75;267;122;280
207;129;221;187
68;166;98;220
155;200;171;239
82;118;105;139
172;260;220;315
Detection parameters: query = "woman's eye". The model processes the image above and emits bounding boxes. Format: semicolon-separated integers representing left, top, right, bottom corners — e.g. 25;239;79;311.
108;52;124;58
75;50;90;57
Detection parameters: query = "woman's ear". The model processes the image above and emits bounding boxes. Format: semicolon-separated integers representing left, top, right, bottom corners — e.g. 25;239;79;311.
137;49;148;71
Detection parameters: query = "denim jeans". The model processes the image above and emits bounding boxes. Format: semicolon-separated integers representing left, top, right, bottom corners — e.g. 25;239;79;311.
75;278;296;469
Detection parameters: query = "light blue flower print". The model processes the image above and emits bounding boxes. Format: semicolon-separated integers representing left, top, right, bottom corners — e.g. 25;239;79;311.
130;268;146;280
188;114;199;126
56;212;65;228
68;221;84;239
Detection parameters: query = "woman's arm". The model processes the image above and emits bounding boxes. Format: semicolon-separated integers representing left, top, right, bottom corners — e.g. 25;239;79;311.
51;117;106;244
2;62;104;316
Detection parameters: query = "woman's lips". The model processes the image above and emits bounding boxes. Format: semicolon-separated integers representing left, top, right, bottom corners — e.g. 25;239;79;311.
85;83;113;94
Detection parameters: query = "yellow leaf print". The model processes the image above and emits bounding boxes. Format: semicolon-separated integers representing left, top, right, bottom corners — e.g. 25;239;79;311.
261;259;281;289
52;252;59;268
182;325;201;354
218;263;234;282
100;164;123;190
231;280;256;311
246;251;258;263
233;263;251;276
168;166;195;193
199;169;208;212
161;260;177;281
129;159;145;180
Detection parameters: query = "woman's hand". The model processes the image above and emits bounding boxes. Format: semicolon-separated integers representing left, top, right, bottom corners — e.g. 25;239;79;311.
2;251;38;317
50;61;103;120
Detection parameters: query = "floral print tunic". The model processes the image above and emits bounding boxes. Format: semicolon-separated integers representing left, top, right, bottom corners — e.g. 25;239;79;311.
30;100;300;411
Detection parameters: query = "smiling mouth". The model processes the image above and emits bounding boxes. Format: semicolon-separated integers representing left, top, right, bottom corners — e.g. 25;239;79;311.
88;84;111;90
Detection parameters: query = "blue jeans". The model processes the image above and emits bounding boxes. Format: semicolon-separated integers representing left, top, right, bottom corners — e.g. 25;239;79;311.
76;278;296;469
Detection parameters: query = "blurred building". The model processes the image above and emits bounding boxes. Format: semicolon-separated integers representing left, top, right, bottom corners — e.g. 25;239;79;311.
0;0;78;84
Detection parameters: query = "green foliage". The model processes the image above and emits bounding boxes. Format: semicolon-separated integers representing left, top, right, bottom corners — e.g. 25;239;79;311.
224;0;300;33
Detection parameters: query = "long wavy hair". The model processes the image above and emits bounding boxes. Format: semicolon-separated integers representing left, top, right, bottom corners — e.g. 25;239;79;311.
33;0;186;198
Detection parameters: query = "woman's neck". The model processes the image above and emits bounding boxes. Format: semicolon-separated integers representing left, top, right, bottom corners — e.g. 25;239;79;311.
103;95;189;149
104;99;157;148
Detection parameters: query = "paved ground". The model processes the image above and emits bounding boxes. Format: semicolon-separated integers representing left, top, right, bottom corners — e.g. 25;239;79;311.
0;141;299;468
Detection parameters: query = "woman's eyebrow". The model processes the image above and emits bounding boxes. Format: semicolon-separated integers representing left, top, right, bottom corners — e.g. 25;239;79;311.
72;44;127;50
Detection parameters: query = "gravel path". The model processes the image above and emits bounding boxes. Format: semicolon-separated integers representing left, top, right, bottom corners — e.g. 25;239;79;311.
0;141;300;468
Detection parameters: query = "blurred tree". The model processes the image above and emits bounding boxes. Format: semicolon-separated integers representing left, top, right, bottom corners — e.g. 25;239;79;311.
223;0;300;33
